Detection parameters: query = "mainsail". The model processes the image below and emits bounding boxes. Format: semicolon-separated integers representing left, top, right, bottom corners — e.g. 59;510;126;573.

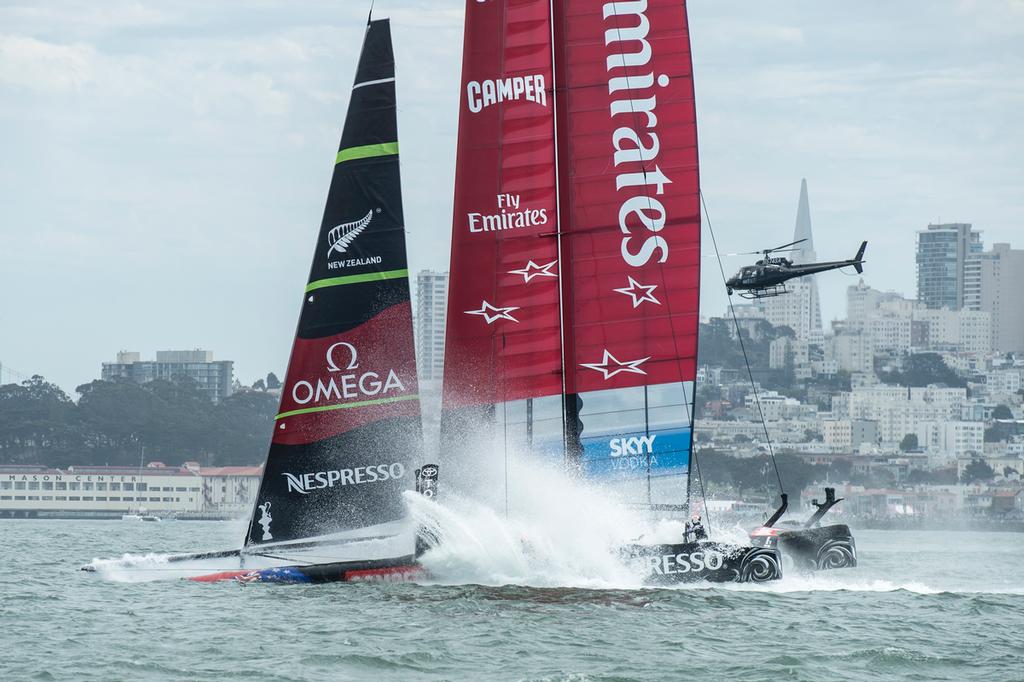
442;0;700;505
245;18;422;553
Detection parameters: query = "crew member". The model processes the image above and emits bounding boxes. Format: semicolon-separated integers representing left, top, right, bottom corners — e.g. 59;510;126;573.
685;514;707;542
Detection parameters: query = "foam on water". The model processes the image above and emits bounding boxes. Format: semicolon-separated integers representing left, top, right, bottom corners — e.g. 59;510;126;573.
86;553;177;583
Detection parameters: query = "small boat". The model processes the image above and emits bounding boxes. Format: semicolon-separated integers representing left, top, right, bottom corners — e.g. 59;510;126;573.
121;512;160;522
85;16;434;583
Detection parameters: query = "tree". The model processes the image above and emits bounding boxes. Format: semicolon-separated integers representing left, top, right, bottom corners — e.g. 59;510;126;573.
992;404;1013;420
899;433;919;452
266;372;282;390
962;458;995;483
252;379;266;391
985;422;1016;443
878;353;966;388
0;376;83;466
208;391;278;465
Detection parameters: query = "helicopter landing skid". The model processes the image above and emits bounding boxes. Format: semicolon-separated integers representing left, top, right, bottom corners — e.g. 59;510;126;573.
738;284;789;299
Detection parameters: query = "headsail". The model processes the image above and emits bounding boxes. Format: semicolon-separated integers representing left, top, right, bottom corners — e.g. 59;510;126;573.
245;19;422;550
441;0;561;411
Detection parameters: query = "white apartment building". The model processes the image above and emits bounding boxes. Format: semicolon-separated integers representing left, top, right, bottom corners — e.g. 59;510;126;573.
970;243;1024;353
846;280;903;332
415;270;448;382
769;336;808;370
844;284;992;357
913;308;991;354
987;369;1023;398
822;419;879;452
915;421;984;466
845;385;970;446
102;350;234;403
743;390;816;422
827;331;874;374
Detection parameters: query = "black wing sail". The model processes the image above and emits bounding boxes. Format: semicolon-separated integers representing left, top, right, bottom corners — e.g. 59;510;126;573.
244;19;422;556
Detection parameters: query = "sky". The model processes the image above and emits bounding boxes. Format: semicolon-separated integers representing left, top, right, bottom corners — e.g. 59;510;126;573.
1;0;1022;394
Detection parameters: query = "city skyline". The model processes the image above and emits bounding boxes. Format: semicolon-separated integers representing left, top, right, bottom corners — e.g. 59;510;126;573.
1;0;1021;393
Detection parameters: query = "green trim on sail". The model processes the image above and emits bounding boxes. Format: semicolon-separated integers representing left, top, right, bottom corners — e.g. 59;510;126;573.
335;142;399;165
305;268;408;293
276;394;419;420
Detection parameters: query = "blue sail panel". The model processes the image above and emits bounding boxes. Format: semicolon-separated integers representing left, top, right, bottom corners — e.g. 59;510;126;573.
580;427;690;480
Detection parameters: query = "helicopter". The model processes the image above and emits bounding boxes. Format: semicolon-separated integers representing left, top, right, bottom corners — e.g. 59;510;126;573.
726;239;867;299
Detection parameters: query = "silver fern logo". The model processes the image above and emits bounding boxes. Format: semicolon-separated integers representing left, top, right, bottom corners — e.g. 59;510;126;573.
327;209;374;260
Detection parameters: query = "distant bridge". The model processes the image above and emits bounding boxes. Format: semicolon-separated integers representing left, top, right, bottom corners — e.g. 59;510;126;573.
0;361;30;385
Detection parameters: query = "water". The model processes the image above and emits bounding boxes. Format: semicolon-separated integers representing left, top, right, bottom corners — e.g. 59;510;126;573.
3;517;1023;681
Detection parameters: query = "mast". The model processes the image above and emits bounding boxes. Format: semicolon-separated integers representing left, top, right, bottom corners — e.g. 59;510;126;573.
244;19;422;550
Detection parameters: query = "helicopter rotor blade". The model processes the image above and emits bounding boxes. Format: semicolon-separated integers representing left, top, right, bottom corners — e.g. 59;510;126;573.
764;238;808;253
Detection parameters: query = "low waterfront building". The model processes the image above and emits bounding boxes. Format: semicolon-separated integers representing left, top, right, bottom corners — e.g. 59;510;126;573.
0;462;263;518
0;463;202;517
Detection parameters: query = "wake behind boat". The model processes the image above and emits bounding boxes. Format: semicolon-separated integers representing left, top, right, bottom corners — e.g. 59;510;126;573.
84;17;434;584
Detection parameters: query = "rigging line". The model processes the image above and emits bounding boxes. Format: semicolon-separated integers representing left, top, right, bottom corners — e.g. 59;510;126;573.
691;444;712;537
502;397;509;519
699;189;786;496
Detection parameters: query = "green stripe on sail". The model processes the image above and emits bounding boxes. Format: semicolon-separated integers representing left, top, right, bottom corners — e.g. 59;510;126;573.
276;394;419;420
305;268;408;293
335;142;399;164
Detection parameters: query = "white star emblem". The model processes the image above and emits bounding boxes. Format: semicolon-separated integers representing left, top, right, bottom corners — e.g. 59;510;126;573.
508;260;558;283
465;300;520;324
580;350;650;380
613;276;660;308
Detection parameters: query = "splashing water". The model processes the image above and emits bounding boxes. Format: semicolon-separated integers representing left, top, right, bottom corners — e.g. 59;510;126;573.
406;456;688;588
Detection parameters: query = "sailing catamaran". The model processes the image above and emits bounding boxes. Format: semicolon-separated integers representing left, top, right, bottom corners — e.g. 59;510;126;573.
84;17;436;584
436;0;783;583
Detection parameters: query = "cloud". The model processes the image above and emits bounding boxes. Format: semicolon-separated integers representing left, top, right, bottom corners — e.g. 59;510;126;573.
0;35;96;92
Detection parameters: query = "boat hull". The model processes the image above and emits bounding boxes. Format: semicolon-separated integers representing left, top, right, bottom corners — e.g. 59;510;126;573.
188;556;425;584
751;524;857;571
620;541;782;585
81;545;424;584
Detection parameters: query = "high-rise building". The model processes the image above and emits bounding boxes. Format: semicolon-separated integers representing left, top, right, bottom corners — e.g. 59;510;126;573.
101;350;234;403
972;243;1024;353
759;179;823;346
915;223;982;310
415;270;448;382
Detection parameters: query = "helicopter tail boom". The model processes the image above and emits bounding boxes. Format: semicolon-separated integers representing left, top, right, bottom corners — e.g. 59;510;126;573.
853;241;867;274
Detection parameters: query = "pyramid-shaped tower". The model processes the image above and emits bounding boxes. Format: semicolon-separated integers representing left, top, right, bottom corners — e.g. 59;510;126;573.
759;179;824;346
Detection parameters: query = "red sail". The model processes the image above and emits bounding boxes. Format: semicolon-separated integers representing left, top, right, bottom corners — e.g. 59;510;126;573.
442;0;562;409
553;0;700;395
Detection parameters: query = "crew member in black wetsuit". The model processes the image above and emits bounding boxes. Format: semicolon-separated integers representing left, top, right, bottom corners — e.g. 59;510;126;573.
685;514;707;542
